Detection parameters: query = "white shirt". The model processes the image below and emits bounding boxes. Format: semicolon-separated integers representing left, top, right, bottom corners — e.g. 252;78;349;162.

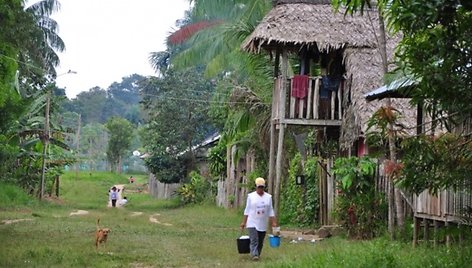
118;199;128;205
244;191;275;232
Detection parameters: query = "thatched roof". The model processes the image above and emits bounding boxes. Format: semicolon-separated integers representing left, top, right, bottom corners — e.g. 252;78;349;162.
273;0;332;5
242;0;417;149
340;45;417;149
242;3;379;53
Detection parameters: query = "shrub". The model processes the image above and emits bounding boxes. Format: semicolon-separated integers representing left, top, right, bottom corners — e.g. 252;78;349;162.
177;171;213;205
332;157;387;239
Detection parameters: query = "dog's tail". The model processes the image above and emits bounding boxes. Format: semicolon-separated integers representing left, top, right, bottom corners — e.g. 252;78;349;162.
97;218;100;230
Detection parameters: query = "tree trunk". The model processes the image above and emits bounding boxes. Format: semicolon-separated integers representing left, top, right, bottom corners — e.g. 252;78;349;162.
377;10;404;237
40;91;51;200
117;155;122;174
55;175;60;197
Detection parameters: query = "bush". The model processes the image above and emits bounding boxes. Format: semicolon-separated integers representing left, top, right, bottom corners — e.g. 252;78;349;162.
332;157;387;239
177;171;213;205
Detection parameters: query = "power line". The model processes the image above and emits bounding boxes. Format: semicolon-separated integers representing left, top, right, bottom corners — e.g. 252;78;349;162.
140;92;270;106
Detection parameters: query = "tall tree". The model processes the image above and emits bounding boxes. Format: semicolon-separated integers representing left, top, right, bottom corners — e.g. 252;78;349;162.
22;0;64;79
150;0;274;158
105;117;133;173
0;0;65;194
140;67;216;183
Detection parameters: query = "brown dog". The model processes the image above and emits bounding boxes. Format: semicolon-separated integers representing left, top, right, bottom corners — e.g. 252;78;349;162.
95;218;110;249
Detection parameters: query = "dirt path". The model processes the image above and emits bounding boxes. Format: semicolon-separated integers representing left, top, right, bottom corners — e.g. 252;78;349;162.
69;210;89;216
149;213;172;226
2;219;33;225
279;230;321;242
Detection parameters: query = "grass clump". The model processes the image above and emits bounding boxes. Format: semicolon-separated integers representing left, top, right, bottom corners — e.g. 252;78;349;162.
0;182;37;207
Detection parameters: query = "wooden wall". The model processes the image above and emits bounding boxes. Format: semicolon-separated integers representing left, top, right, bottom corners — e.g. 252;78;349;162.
148;173;181;199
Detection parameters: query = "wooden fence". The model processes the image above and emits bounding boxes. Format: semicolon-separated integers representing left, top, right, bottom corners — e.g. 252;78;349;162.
148;173;181;199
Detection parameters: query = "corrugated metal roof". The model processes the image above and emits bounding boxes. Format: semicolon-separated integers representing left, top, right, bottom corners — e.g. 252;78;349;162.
364;77;418;101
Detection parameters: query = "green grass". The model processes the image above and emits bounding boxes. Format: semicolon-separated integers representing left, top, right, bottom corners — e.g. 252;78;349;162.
1;173;471;267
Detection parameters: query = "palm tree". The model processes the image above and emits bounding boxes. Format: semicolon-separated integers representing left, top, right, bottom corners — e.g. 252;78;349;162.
149;0;274;155
20;0;65;85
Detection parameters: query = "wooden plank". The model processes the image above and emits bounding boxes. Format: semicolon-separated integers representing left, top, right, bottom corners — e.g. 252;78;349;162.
319;161;325;225
273;78;281;120
268;123;276;195
338;83;342;119
307;79;313;119
289;95;298;118
327;159;334;224
280;118;341;126
313;78;320;119
271;78;278;119
298;99;304;119
331;89;336;120
423;218;429;244
445;221;450;247
274;50;288;215
413;217;419;247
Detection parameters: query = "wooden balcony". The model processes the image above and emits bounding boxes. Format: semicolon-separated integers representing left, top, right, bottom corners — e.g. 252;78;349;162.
273;76;343;126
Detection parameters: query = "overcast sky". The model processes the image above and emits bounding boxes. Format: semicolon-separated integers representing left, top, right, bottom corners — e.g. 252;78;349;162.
50;0;190;99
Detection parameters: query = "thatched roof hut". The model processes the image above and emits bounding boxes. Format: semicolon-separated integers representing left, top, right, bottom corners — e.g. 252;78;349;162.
242;0;416;149
242;1;378;53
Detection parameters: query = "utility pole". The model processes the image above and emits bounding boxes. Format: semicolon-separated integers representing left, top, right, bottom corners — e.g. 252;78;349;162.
40;90;51;200
75;113;81;178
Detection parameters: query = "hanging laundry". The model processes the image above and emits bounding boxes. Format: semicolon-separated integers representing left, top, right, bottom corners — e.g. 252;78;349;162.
291;75;310;99
321;76;341;97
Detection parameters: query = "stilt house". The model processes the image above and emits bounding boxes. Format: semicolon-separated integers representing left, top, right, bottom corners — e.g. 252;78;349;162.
241;0;416;222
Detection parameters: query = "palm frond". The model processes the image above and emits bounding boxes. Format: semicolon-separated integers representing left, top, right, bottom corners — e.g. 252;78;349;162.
168;20;223;45
49;138;70;150
26;0;61;17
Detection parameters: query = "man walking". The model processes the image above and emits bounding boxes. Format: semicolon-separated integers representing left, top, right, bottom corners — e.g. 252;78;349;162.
240;177;277;261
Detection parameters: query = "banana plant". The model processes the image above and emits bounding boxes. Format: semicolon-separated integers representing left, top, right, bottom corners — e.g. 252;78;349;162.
16;85;73;198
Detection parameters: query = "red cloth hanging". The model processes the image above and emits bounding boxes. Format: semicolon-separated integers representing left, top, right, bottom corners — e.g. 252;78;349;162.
291;75;309;99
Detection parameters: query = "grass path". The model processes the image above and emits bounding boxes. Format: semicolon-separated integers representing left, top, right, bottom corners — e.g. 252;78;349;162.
0;172;323;267
1;172;471;267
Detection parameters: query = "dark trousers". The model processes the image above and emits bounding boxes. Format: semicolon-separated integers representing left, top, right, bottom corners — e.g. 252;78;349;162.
248;227;266;257
111;199;117;207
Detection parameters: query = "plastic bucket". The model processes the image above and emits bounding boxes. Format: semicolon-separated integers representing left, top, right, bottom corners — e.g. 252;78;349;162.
269;235;281;248
237;236;250;254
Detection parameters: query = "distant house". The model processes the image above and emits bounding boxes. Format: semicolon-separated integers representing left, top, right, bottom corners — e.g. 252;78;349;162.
366;78;472;245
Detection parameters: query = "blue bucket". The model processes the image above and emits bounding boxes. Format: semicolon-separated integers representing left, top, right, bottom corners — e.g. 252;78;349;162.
269;235;280;248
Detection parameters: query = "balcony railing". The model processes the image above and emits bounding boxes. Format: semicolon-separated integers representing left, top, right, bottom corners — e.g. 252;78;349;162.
273;76;343;122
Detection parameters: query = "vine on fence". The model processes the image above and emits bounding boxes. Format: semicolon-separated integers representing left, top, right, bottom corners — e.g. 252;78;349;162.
280;153;320;226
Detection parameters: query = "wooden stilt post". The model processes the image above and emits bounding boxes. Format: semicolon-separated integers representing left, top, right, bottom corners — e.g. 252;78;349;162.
433;220;439;247
423;218;429;246
413;216;419;248
274;50;288;215
268;50;280;195
445;221;450;247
